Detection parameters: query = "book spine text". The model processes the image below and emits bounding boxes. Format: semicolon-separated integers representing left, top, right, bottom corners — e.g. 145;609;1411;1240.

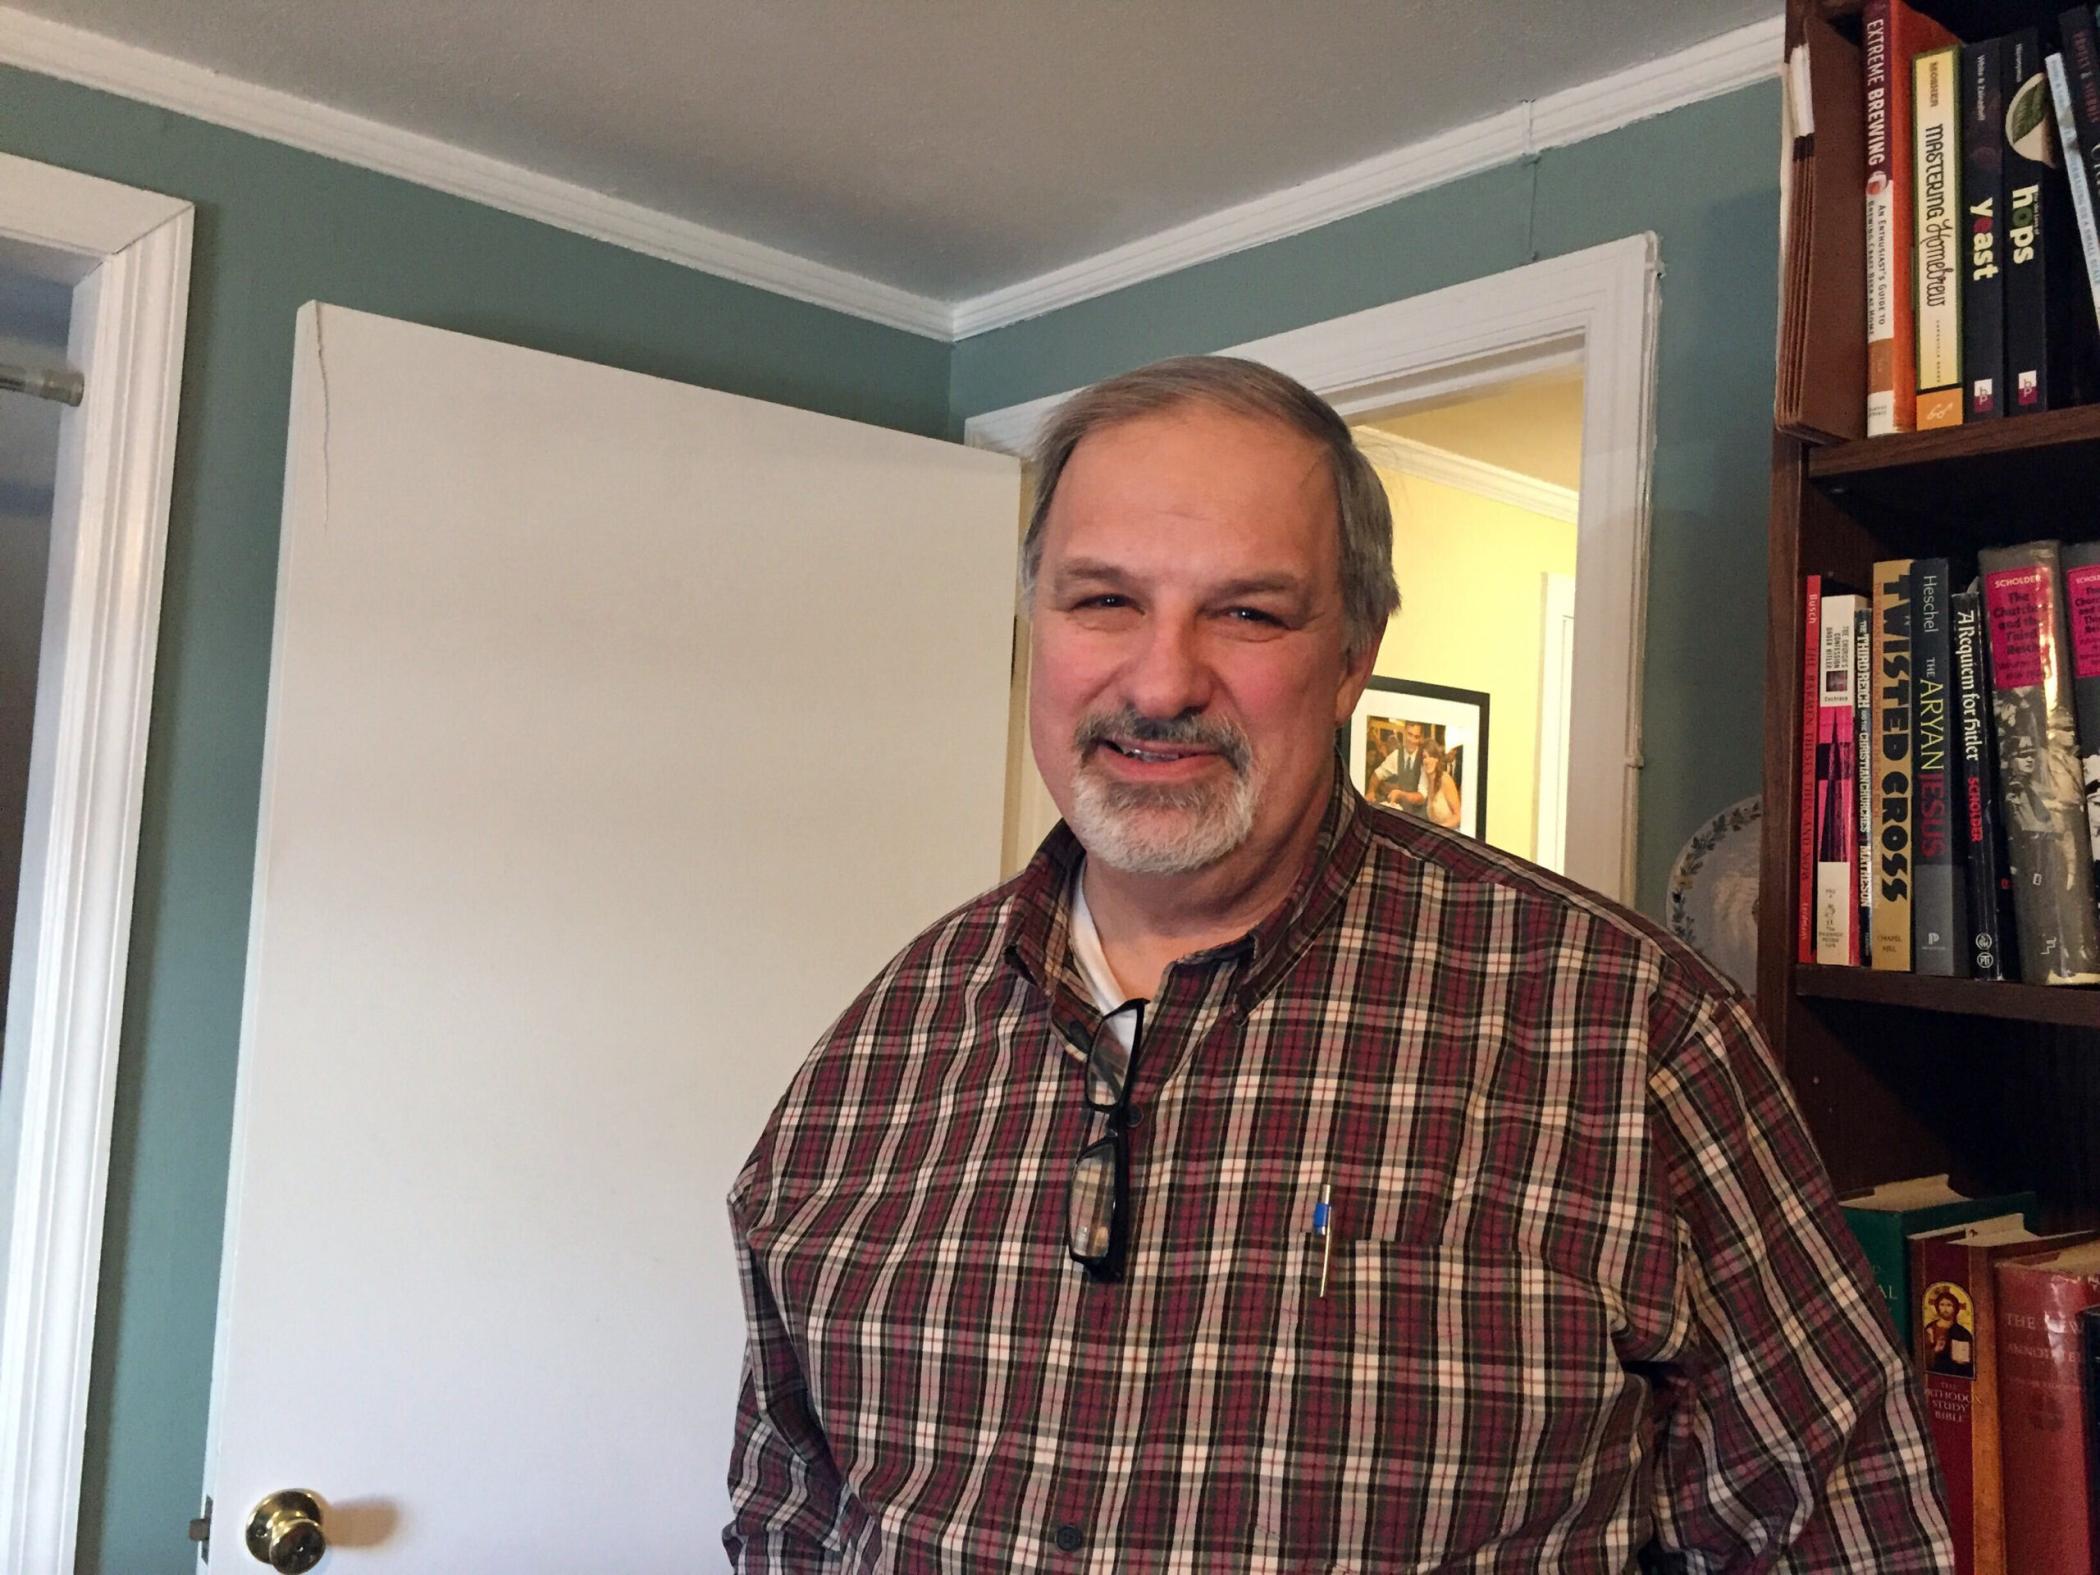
1874;561;1915;970
1914;46;1965;429
1980;542;2100;984
1963;38;2007;420
1913;563;1965;974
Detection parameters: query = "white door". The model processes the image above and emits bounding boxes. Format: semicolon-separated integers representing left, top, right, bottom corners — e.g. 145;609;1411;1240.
200;305;1020;1571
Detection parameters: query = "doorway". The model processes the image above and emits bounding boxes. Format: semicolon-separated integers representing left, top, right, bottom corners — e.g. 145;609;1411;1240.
0;248;73;1029
1351;366;1584;873
0;153;192;1574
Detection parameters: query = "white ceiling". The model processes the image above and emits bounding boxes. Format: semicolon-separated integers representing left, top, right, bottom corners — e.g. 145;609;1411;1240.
18;0;1780;303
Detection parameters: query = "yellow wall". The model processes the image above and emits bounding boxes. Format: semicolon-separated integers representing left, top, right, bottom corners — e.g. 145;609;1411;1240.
1373;467;1577;863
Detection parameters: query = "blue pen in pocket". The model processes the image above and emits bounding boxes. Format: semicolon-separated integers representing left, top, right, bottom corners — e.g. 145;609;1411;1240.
1314;1182;1332;1299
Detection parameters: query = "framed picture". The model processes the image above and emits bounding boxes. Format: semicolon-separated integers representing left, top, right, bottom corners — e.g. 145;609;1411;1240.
1347;678;1490;841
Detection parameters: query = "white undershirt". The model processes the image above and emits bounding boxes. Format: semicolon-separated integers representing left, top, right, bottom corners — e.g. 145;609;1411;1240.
1068;864;1141;1049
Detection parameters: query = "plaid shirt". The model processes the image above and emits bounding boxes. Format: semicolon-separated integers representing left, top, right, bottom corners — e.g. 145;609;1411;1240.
725;776;1951;1572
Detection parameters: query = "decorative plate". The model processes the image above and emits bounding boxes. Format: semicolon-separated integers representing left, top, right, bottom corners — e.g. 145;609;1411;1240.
1665;796;1762;994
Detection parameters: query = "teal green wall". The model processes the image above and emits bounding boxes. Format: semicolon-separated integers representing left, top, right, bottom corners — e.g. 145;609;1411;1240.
952;84;1783;917
0;65;951;1575
0;62;1780;1574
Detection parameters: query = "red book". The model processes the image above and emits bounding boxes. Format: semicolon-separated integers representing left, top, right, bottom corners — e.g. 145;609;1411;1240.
1801;576;1824;964
1996;1239;2100;1572
1817;595;1866;964
1914;1219;2091;1574
1863;0;1960;434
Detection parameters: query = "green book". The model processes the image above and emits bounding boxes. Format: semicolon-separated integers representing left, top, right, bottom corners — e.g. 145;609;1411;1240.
1839;1175;2037;1345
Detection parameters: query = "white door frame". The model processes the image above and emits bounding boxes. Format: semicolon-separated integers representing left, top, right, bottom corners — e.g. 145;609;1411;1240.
0;152;193;1574
963;233;1659;905
1538;571;1578;875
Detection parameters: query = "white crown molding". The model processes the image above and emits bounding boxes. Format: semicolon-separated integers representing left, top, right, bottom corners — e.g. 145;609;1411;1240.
950;14;1781;339
1353;430;1580;524
949;105;1532;342
1529;13;1784;148
1;6;1776;345
0;5;951;339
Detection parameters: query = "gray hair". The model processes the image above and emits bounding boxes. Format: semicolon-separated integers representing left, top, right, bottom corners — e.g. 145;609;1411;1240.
1019;356;1400;658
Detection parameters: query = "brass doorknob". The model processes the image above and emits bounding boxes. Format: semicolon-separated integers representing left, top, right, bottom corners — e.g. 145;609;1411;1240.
246;1489;327;1571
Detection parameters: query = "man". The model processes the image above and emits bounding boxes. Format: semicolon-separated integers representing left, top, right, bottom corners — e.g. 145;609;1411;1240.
725;358;1950;1570
1373;720;1429;813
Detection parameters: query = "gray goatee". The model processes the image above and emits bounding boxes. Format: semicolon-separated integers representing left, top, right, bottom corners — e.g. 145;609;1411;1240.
1066;706;1261;875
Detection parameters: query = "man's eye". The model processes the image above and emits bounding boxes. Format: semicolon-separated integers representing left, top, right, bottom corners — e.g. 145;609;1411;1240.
1075;594;1130;611
1225;607;1281;625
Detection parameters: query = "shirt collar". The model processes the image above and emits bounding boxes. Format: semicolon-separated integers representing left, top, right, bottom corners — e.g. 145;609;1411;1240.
1000;761;1373;1017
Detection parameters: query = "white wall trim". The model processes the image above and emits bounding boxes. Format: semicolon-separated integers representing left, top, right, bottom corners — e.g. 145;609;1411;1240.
0;5;1772;344
0;4;950;340
1537;571;1578;875
1353;430;1580;525
0;151;191;1575
949;17;1778;338
966;235;1660;906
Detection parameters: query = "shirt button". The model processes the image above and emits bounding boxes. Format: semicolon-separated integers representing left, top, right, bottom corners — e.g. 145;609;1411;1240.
1053;1523;1085;1553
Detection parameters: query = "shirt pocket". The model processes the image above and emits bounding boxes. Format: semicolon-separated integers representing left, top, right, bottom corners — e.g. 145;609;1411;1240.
1263;1232;1638;1569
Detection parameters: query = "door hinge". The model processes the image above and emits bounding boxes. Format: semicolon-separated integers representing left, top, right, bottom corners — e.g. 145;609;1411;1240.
189;1496;212;1562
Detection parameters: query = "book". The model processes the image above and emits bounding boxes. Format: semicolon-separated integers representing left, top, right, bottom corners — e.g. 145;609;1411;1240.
1914;44;1965;430
1997;1239;2100;1573
1840;1175;2038;1347
1912;1217;2084;1575
2063;9;2100;230
1802;576;1824;965
1856;603;1877;957
1978;542;2100;985
2059;540;2100;891
1953;589;2011;979
1962;38;2007;421
1873;560;1915;970
2047;42;2100;330
1777;5;1870;444
2083;1305;2100;1564
1818;594;1865;965
2004;30;2067;414
1912;562;1965;975
1865;0;1960;434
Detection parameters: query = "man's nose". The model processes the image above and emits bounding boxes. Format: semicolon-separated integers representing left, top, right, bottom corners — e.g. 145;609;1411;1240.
1120;615;1213;720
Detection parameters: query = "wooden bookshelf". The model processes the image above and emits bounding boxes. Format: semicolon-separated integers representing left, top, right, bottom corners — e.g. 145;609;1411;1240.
1761;0;2100;1211
1796;966;2100;1029
1808;402;2100;478
1817;0;2064;34
1807;407;2100;536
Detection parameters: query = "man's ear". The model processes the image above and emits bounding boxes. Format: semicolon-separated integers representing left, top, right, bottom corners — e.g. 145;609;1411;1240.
1332;634;1382;726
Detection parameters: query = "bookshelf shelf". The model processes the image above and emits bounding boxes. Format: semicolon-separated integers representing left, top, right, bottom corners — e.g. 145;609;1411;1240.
1806;407;2100;526
1795;966;2100;1028
1818;2;2067;34
1810;404;2100;476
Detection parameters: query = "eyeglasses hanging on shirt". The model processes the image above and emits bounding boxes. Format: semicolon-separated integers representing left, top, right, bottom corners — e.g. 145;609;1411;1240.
1067;998;1146;1283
